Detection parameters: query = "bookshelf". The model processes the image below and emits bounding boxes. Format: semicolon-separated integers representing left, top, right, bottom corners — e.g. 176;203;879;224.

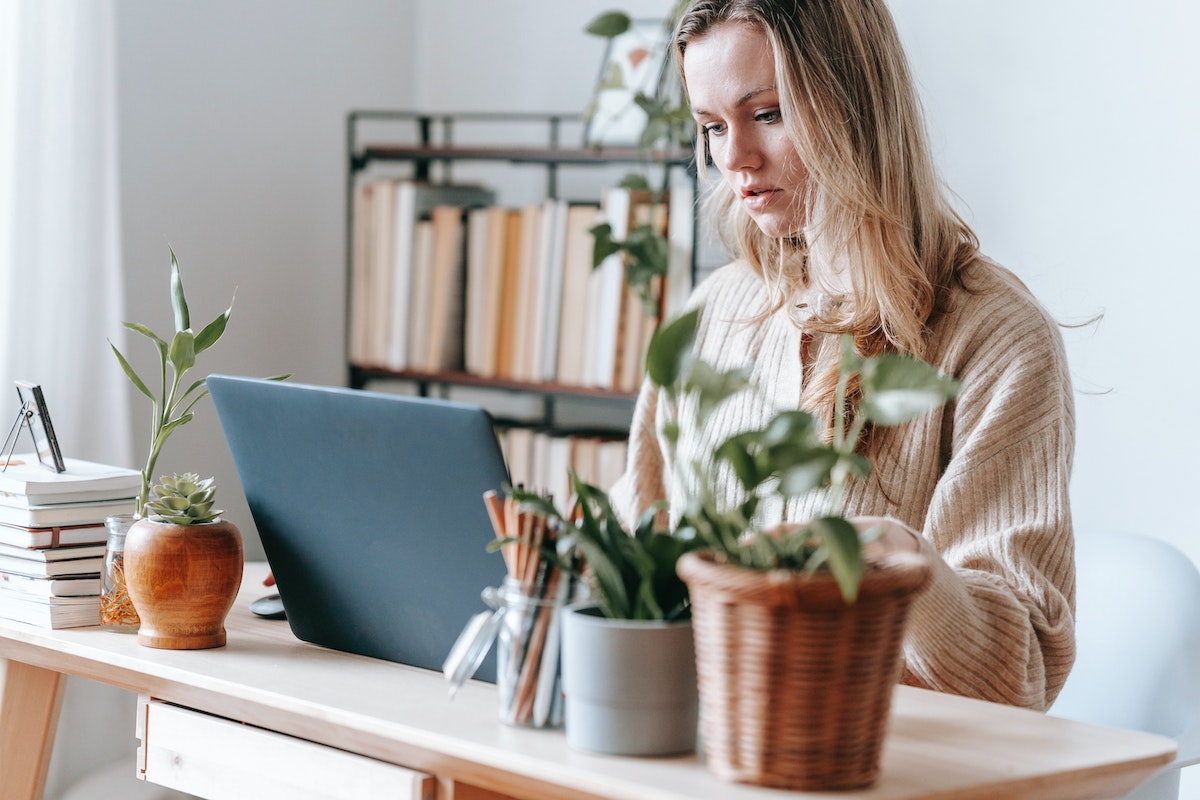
344;110;699;439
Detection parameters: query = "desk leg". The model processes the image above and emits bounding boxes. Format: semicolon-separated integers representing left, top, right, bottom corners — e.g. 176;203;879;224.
0;658;65;800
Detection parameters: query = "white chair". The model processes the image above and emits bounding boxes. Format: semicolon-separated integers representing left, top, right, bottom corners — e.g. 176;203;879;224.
1050;531;1200;800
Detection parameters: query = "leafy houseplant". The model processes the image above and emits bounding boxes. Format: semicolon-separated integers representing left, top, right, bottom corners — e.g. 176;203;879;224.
107;245;283;647
510;474;700;623
645;305;959;790
124;472;244;650
109;245;235;519
507;475;703;756
648;307;960;601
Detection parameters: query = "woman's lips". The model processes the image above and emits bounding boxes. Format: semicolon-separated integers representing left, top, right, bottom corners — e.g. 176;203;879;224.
741;187;779;212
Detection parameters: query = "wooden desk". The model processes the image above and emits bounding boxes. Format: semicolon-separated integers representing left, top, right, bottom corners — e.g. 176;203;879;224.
0;563;1176;800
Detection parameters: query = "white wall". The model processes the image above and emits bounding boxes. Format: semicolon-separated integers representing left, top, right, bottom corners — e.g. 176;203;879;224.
115;0;417;562
890;0;1200;563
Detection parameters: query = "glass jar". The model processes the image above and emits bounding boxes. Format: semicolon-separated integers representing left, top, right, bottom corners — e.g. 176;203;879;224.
100;513;140;631
495;576;574;729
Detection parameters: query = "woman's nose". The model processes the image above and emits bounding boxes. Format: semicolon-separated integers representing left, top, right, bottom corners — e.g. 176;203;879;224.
717;127;762;173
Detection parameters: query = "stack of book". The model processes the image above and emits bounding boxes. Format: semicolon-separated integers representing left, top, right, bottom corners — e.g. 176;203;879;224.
349;178;695;392
497;428;629;506
0;454;140;628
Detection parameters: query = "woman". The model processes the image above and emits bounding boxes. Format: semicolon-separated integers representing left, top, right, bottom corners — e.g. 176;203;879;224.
611;0;1075;711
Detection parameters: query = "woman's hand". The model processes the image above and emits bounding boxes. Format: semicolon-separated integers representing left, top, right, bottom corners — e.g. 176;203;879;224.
854;516;921;555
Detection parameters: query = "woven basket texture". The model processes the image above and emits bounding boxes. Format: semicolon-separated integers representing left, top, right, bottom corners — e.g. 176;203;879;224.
677;550;931;791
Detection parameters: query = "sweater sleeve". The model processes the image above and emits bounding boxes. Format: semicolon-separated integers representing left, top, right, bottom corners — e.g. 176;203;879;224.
608;377;668;532
896;277;1076;711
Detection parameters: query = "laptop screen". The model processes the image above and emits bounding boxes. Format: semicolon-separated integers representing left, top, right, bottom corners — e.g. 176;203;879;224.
208;375;509;682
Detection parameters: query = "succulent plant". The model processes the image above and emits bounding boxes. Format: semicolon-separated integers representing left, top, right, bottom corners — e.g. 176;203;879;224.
143;472;223;526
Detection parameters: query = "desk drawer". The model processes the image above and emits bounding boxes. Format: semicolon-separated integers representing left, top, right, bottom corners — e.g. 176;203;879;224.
137;698;435;800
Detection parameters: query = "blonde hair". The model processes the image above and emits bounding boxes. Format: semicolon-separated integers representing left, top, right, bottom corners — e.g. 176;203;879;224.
676;0;980;436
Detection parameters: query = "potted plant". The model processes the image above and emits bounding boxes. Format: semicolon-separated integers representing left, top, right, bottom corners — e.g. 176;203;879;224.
583;8;693;319
124;472;243;649
104;245;285;643
508;476;704;756
645;306;959;790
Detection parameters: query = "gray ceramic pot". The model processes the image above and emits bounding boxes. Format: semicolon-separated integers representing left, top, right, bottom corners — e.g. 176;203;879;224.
560;605;698;756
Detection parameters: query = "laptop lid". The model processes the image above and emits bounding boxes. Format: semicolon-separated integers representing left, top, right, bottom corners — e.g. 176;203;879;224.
208;374;509;682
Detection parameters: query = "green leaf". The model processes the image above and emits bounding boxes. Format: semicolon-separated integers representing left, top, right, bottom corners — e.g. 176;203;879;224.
860;353;960;426
838;334;861;374
194;297;234;354
684;360;752;421
617;173;651;191
589;222;621;269
109;342;154;401
123;321;168;351
168;329;197;373
777;450;839;496
585;11;631;38
168;244;190;333
762;410;818;447
639;118;672;151
839;452;873;480
150;413;194;452
645;307;701;389
714;433;760;491
596;61;625;91
810;516;864;602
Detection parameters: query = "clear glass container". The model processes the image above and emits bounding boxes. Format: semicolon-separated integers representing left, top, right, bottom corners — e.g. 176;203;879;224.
100;513;140;631
495;576;573;728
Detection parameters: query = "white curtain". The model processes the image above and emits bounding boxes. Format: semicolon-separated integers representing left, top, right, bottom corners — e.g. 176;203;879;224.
0;0;132;465
0;2;143;797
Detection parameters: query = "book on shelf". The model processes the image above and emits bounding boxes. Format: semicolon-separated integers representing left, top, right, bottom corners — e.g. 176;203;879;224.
665;180;696;318
0;591;100;629
0;521;108;549
507;203;544;382
555;203;602;386
423;205;470;372
0;455;140;502
493;209;525;379
464;206;508;377
406;218;437;369
367;177;398;367
531;198;570;383
0;572;101;598
585;186;635;389
349;181;375;365
383;180;496;371
0;498;136;529
498;428;630;495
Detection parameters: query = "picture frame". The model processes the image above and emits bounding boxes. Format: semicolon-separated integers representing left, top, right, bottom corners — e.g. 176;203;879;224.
14;381;66;473
583;18;672;148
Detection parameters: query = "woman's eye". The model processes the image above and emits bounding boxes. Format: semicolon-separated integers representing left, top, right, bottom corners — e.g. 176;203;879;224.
756;110;781;124
703;122;727;137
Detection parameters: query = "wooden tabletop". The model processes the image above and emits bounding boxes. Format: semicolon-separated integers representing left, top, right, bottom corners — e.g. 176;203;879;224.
0;563;1176;800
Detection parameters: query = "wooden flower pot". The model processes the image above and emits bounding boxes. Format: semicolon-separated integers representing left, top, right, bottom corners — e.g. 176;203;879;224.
676;550;931;791
124;518;244;650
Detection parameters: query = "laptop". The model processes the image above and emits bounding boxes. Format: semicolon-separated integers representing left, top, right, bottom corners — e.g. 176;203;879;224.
208;375;509;682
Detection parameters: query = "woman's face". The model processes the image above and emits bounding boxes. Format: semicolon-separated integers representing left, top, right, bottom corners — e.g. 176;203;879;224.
683;22;808;239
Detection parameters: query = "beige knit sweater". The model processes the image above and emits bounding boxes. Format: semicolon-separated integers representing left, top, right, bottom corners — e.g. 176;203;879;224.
611;258;1076;711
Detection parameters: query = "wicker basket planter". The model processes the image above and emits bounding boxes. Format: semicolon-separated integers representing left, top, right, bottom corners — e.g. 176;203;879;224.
676;549;931;791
